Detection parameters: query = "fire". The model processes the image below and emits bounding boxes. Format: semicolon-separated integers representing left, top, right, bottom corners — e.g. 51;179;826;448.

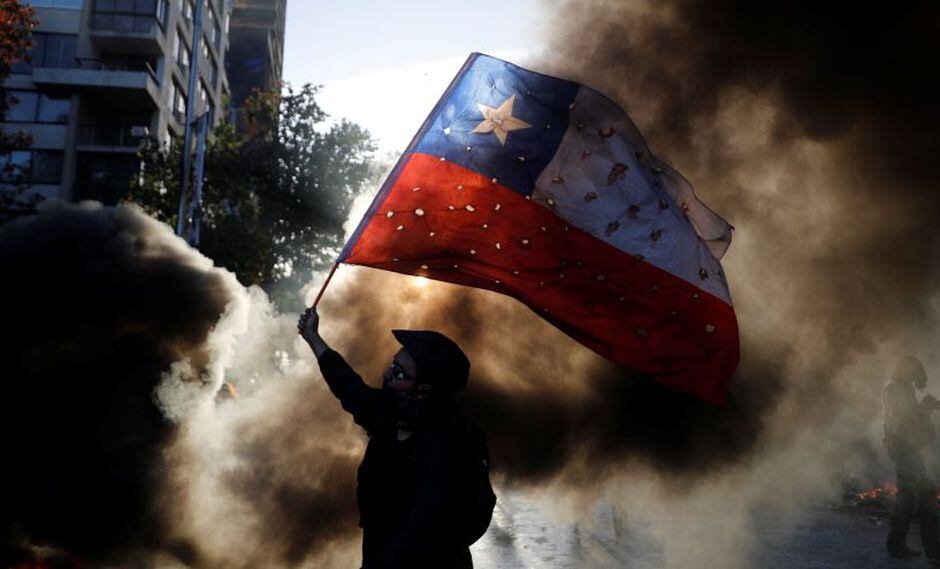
218;381;240;401
855;480;898;501
849;481;940;506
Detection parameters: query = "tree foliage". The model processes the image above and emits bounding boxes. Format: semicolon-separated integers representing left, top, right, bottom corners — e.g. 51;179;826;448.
0;0;39;222
130;85;378;306
0;0;35;69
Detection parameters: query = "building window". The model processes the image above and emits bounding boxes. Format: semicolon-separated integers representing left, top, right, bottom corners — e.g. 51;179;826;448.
172;80;186;123
3;91;39;122
40;34;78;68
205;3;222;50
196;77;215;124
2;91;71;124
78;110;151;146
11;33;78;73
75;153;140;204
168;81;176;107
37;93;71;123
208;53;218;87
157;0;168;28
0;150;64;185
175;29;190;73
198;79;208;114
9;40;32;74
213;17;222;51
205;4;216;44
0;151;31;184
9;55;30;75
31;151;65;184
23;0;83;7
92;0;166;33
182;0;195;24
44;34;77;68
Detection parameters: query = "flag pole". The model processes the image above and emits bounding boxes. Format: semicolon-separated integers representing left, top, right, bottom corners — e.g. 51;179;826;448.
311;262;339;308
310;55;478;312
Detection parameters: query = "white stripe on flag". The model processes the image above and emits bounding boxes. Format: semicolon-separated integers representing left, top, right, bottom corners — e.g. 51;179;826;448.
531;87;733;304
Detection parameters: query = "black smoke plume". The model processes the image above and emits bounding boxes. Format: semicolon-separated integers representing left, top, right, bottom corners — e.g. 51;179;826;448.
308;5;940;561
0;202;375;567
321;274;772;484
310;0;940;493
2;2;939;566
532;0;940;475
0;202;235;565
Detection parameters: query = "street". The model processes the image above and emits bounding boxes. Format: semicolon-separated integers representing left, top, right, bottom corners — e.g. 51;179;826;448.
472;493;929;569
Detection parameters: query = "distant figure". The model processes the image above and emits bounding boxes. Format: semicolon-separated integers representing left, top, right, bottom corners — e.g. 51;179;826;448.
298;307;495;569
883;355;940;560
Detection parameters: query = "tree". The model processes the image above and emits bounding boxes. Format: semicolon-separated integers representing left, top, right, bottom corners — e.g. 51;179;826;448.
0;0;39;223
130;85;378;307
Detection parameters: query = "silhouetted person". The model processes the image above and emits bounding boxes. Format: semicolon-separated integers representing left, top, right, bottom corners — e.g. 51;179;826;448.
883;355;940;560
298;307;493;569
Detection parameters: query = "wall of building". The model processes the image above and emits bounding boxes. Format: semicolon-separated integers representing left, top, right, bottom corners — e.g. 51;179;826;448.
226;0;285;109
1;0;233;204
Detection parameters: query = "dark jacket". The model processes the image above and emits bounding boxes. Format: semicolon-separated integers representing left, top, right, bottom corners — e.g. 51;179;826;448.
318;349;474;569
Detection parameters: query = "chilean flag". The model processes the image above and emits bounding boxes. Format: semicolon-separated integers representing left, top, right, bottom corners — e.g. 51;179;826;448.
340;53;739;404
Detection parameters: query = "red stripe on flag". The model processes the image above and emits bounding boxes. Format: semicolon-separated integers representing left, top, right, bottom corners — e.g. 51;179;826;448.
345;153;739;404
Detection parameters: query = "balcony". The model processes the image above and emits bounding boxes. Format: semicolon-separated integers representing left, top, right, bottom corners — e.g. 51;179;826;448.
32;58;161;108
89;12;166;55
75;57;159;81
77;123;148;150
231;0;284;29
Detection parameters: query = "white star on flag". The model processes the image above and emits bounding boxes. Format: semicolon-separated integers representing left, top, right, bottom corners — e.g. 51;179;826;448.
471;95;532;145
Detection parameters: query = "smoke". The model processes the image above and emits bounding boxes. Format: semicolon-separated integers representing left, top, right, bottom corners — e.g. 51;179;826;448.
0;202;364;567
532;0;940;463
0;198;778;567
3;2;939;567
239;0;940;564
312;0;940;488
481;0;940;566
0;202;233;565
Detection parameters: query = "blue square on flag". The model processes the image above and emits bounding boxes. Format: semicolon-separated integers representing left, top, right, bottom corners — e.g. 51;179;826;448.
340;53;739;404
413;56;579;197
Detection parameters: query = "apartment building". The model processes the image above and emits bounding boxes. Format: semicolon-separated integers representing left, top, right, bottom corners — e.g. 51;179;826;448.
2;0;232;203
226;0;285;109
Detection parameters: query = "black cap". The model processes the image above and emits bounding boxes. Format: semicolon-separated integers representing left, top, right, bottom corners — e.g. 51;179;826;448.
391;330;470;394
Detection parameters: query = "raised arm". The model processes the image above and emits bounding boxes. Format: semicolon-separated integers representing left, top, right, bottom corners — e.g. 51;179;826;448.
298;307;384;431
298;307;331;358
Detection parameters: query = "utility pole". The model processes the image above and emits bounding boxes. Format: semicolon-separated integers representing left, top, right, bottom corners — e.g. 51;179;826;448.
176;0;205;241
190;113;209;246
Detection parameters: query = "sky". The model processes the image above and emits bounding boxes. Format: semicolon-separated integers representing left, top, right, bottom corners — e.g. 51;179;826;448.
282;0;543;152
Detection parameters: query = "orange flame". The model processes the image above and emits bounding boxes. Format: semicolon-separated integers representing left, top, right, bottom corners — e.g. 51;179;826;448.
855;480;898;501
